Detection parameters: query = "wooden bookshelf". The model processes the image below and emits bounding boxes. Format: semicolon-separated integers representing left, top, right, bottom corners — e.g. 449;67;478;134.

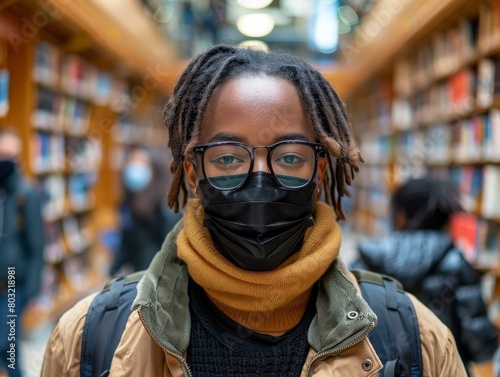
0;0;181;331
336;1;500;375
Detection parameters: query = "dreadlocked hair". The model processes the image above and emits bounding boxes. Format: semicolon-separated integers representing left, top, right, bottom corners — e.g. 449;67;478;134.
392;177;463;230
164;44;363;219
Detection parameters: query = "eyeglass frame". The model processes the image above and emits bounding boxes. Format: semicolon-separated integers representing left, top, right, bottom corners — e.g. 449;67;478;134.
192;140;327;190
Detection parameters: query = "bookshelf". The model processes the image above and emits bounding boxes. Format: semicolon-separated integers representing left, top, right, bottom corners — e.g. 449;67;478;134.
339;1;500;375
0;1;179;331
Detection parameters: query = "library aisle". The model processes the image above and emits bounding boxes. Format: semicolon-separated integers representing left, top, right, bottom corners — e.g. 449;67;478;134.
1;0;500;376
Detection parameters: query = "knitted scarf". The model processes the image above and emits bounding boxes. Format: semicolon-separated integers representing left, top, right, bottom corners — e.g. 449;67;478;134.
177;199;341;332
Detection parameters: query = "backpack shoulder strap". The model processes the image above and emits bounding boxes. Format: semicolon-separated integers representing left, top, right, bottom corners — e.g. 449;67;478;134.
351;269;423;377
80;270;145;377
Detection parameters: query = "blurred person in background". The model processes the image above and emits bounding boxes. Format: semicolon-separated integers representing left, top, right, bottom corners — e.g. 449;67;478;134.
352;176;499;375
109;146;182;276
0;128;44;377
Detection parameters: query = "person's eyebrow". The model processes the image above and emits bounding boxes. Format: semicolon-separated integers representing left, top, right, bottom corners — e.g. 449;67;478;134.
274;133;311;142
207;133;244;143
207;132;312;144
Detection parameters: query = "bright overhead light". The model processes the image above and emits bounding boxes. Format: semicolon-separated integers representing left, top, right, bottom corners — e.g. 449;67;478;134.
237;0;273;10
236;13;275;38
238;40;270;52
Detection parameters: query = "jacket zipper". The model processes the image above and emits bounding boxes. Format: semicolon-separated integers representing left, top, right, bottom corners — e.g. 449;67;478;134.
138;307;193;377
305;322;375;377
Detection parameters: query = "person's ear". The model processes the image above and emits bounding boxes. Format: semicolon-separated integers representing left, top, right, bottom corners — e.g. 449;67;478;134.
316;156;328;190
312;156;328;200
183;160;199;197
393;210;407;230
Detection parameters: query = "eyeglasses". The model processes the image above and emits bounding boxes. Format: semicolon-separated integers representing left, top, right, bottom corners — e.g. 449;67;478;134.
193;140;326;190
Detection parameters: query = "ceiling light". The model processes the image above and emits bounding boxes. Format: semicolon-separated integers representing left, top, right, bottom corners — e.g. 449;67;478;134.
236;13;275;38
236;0;273;10
237;40;270;52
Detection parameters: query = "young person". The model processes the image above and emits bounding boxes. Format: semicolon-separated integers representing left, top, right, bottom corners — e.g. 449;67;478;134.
0;128;44;377
41;45;467;376
110;147;182;275
353;177;498;375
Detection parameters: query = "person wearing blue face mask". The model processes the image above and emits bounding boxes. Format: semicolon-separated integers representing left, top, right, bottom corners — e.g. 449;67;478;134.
122;155;153;192
42;45;468;377
109;147;182;276
0;128;44;377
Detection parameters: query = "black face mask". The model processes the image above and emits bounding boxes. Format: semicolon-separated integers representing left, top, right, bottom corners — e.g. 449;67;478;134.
0;160;15;183
199;172;316;271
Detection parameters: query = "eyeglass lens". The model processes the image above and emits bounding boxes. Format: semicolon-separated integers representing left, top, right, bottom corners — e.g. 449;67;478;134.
202;143;316;189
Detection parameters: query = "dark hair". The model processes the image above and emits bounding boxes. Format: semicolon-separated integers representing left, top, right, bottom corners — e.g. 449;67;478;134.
0;127;21;140
163;44;362;219
392;177;463;230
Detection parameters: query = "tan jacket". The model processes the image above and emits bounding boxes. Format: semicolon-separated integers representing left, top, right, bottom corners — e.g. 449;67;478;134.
41;225;468;376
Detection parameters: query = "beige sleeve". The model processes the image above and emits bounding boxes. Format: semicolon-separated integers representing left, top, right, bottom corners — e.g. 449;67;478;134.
40;293;97;377
410;294;468;376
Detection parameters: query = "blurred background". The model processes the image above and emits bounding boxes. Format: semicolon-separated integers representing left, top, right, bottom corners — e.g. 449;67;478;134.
0;0;499;376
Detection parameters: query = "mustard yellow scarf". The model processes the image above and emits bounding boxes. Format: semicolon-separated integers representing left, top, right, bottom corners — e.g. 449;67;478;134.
177;199;341;332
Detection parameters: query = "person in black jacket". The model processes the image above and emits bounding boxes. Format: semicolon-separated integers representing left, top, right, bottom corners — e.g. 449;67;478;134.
352;176;499;375
0;128;44;377
109;147;182;275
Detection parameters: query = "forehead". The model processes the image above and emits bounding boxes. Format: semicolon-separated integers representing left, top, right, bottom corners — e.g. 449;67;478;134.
0;133;21;151
199;75;316;144
128;149;151;164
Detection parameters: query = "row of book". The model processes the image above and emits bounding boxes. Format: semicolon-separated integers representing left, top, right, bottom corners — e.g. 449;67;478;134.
44;216;94;263
31;131;102;174
33;86;91;135
353;164;390;190
450;164;500;220
113;114;168;148
394;3;500;96
391;112;500;168
37;173;97;221
450;212;499;266
36;255;90;311
34;41;124;106
358;135;392;165
352;186;392;221
452;110;500;162
393;59;500;129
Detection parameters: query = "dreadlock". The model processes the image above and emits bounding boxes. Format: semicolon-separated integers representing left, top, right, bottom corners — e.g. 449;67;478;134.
392;177;463;230
163;44;363;219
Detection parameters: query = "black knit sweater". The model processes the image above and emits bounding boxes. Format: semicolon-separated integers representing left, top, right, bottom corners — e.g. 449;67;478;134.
187;281;317;376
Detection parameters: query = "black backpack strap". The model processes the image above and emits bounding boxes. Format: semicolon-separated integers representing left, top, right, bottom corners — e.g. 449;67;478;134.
352;269;423;377
80;270;145;377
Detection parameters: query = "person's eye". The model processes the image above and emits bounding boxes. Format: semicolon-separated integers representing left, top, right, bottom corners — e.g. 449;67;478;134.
275;154;304;165
210;155;244;165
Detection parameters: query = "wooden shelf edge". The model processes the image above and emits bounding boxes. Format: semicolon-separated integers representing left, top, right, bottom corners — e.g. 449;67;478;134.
38;0;183;94
330;0;473;100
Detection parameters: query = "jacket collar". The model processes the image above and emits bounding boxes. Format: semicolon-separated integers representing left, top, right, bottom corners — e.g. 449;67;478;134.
133;221;376;357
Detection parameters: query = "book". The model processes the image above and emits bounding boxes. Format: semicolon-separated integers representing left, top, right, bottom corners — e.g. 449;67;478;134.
482;165;500;219
67;172;95;212
32;86;63;130
475;219;500;267
33;41;60;87
37;174;66;221
0;69;9;117
448;68;475;115
63;98;90;135
450;212;479;262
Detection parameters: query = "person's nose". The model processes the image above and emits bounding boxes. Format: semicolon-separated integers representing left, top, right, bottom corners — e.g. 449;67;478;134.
252;147;271;173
